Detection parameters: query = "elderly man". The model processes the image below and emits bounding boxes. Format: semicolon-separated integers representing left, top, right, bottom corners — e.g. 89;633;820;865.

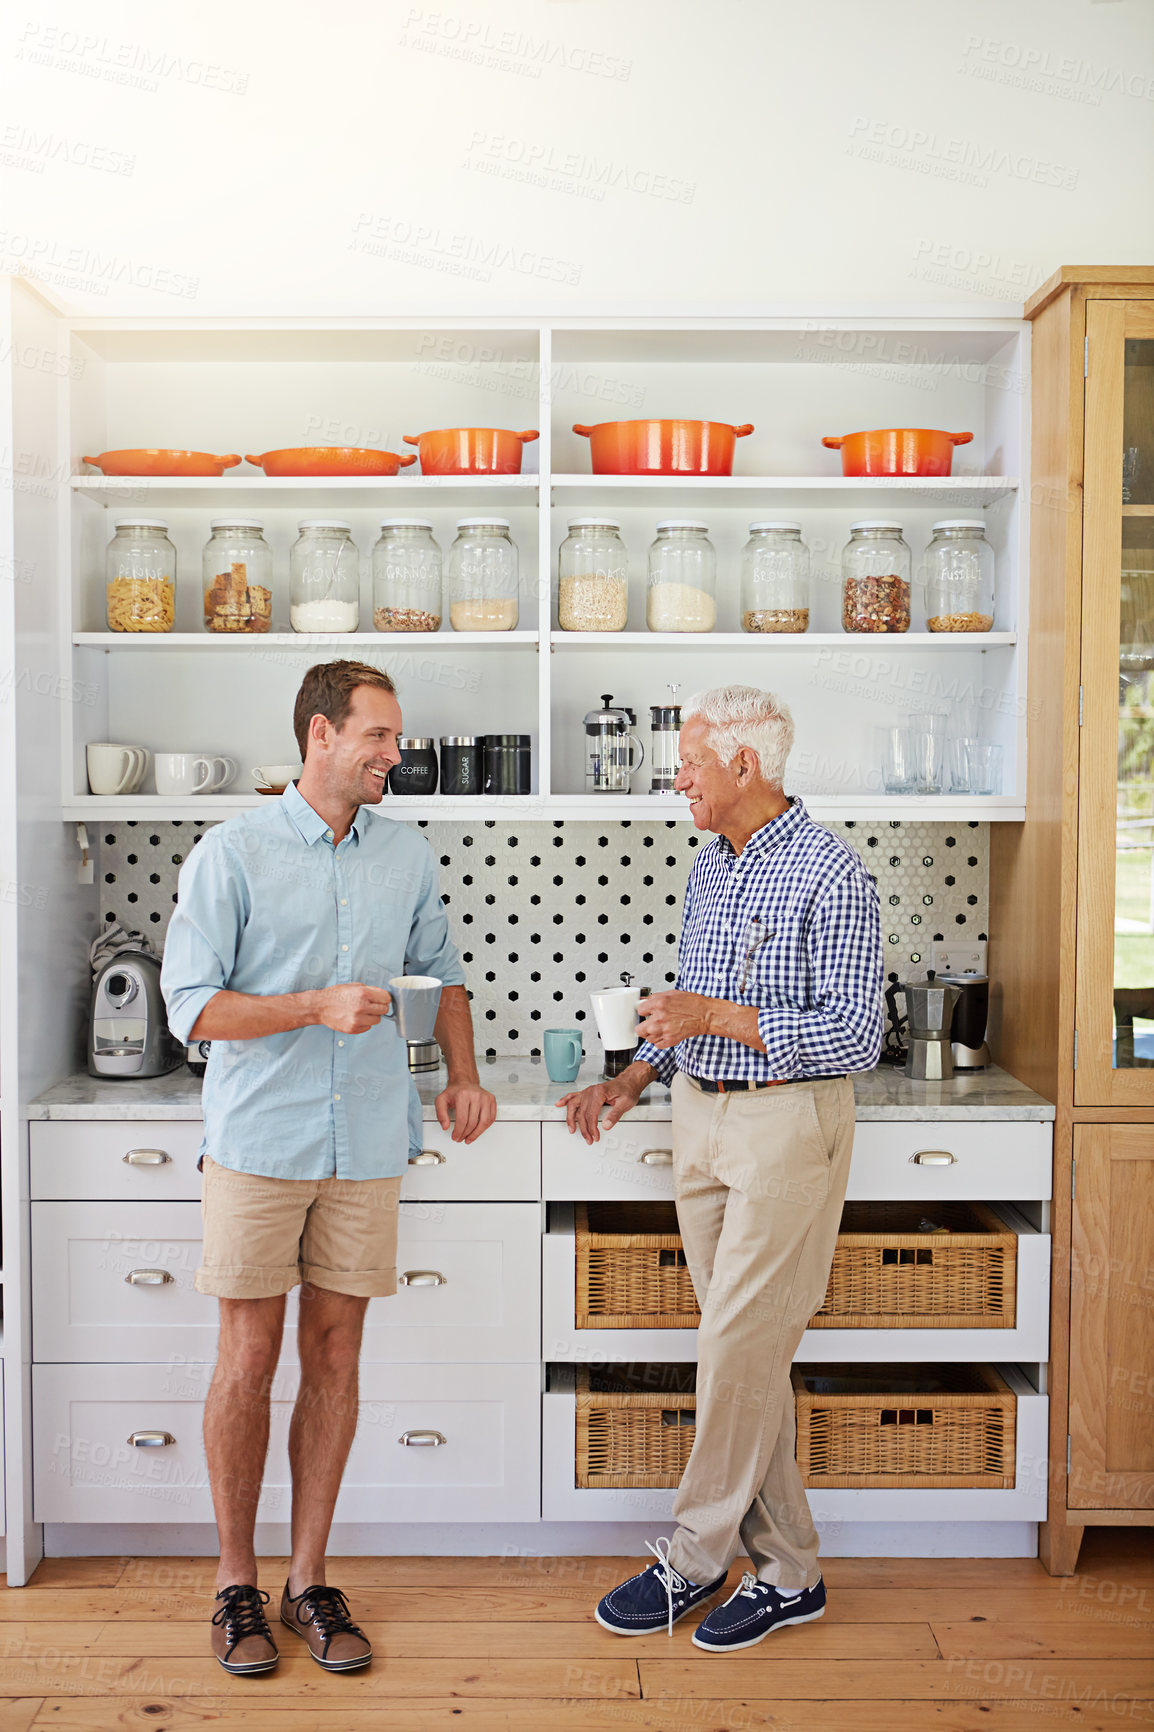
560;684;883;1652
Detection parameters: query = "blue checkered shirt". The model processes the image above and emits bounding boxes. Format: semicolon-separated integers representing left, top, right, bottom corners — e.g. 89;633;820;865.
635;798;884;1085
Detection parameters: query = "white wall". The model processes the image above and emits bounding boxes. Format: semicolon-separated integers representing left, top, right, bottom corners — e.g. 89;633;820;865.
1;0;1152;313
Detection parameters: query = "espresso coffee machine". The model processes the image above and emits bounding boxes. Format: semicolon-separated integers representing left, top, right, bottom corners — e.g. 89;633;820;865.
883;971;962;1082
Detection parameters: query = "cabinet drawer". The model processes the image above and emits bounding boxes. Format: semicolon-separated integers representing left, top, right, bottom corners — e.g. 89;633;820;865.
403;1121;539;1200
33;1361;541;1524
31;1121;205;1201
542;1122;675;1201
33;1200;541;1365
846;1123;1052;1201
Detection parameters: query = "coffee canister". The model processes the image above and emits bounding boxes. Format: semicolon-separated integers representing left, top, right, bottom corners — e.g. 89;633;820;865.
483;734;531;795
389;738;438;795
440;735;483;796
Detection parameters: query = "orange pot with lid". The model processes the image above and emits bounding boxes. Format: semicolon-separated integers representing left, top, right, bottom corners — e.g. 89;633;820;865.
83;449;241;477
572;419;754;476
246;447;417;477
403;428;539;475
821;428;974;477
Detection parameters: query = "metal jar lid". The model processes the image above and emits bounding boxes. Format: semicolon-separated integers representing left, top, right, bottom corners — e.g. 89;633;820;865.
398;737;434;749
440;735;483;746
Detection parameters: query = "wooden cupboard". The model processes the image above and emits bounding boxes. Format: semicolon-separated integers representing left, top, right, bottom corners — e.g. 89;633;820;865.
992;266;1154;1572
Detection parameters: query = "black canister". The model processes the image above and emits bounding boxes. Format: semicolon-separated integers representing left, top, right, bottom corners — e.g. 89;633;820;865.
483;733;531;794
389;737;438;796
440;735;483;796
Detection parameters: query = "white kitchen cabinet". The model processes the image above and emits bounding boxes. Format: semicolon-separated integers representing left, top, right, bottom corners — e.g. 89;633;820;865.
34;1360;541;1525
33;1200;540;1366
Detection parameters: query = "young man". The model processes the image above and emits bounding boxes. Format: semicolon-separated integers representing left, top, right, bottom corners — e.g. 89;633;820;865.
559;684;883;1653
162;659;495;1676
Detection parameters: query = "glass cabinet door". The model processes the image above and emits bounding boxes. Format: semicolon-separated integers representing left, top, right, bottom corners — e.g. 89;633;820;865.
1076;299;1154;1104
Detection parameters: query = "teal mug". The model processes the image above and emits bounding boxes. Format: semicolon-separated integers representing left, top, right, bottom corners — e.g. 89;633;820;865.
544;1028;584;1084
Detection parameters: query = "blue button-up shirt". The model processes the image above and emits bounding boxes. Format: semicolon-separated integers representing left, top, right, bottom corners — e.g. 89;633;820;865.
161;781;465;1181
635;798;883;1086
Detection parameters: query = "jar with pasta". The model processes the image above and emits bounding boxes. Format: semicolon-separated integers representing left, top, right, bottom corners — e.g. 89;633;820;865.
106;519;176;633
740;521;810;632
841;521;911;634
923;520;995;632
202;519;273;633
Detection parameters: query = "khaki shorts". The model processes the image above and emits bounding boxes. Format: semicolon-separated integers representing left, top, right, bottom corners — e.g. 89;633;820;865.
195;1156;403;1300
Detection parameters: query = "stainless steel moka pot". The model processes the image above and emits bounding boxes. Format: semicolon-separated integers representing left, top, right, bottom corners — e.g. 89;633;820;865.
883;970;962;1081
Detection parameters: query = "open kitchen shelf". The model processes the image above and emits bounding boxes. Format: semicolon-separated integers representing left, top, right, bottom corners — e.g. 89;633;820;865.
58;310;1030;821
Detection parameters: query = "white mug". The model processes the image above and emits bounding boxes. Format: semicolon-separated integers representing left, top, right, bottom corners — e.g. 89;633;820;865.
590;986;643;1050
155;753;236;797
87;743;148;795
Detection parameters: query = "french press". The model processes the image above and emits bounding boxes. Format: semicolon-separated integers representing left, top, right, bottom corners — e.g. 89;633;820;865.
584;694;645;794
649;682;681;794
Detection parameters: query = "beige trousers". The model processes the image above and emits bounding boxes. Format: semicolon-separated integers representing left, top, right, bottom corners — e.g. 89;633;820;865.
665;1070;855;1591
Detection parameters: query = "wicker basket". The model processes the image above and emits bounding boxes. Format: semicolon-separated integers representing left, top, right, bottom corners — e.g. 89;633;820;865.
793;1362;1016;1488
575;1202;700;1329
813;1201;1018;1328
575;1364;697;1488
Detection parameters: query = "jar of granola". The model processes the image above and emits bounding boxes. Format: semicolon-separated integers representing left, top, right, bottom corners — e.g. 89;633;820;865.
924;520;995;632
740;521;810;632
372;519;442;632
202;520;273;633
841;521;911;634
105;519;176;633
558;518;628;631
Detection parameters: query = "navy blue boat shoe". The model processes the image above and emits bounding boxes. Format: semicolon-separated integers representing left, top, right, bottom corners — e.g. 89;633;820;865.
595;1537;728;1637
692;1572;826;1651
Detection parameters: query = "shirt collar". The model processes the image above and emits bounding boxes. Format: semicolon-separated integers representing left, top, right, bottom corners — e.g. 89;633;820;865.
716;795;808;862
280;779;366;847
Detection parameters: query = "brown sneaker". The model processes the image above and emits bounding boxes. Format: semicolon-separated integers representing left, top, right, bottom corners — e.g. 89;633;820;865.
210;1584;279;1675
280;1581;373;1671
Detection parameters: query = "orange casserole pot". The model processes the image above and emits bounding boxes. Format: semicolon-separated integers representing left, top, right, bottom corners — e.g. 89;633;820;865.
83;449;241;477
821;428;974;477
573;418;754;476
403;428;539;475
246;447;417;477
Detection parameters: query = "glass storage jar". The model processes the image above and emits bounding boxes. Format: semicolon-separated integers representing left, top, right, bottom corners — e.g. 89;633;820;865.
740;521;810;633
202;519;272;633
646;521;717;632
447;518;519;630
557;517;628;632
372;518;442;632
923;519;995;632
289;520;360;633
841;520;911;633
105;518;176;633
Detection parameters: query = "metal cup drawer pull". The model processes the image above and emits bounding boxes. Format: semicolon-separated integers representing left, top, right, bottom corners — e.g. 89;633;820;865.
122;1148;172;1166
399;1429;447;1447
127;1430;176;1447
408;1150;446;1166
909;1149;957;1166
124;1268;174;1286
640;1150;673;1166
399;1270;447;1287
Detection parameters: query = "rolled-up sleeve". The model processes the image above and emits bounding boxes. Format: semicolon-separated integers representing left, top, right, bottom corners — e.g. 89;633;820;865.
754;868;884;1075
161;838;249;1046
404;850;466;987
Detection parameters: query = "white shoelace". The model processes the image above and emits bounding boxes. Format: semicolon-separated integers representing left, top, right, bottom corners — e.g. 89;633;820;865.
645;1536;688;1637
721;1570;773;1607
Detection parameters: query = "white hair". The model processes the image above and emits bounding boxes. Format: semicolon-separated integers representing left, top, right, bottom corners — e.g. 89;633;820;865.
682;685;795;787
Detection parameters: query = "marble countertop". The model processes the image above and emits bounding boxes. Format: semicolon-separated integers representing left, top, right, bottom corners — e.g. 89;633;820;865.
29;1058;1054;1121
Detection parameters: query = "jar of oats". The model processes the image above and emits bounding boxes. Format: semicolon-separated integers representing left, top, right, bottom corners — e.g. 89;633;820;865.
924;520;995;632
557;518;628;631
740;521;810;633
841;521;911;634
106;519;177;632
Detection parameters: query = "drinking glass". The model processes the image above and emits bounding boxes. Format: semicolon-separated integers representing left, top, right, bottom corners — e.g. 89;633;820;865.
882;727;915;794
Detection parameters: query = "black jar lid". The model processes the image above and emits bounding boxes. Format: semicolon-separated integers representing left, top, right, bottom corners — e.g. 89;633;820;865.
484;734;531;747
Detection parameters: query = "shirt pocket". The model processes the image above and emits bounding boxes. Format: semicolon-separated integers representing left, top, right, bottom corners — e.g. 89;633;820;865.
361;897;410;989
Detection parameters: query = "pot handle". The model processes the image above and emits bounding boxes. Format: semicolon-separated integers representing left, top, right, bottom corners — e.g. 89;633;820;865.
402;434;422;446
396;452;419;467
572;425;595;438
731;424;754;438
516;430;540;443
821;436;846;450
82;456;102;467
949;431;974;446
217;455;242;469
245;454;266;467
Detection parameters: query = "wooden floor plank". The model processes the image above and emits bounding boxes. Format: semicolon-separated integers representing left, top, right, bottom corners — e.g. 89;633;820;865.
638;1656;1154;1702
932;1619;1154;1659
0;1656;641;1699
23;1562;125;1591
0;1703;42;1732
0;1617;937;1660
26;1698;1154;1732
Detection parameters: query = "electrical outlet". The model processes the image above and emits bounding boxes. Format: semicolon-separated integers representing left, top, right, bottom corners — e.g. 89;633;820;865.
930;939;987;976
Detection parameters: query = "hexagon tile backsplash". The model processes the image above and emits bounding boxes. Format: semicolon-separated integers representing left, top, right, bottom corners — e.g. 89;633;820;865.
98;817;988;1056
